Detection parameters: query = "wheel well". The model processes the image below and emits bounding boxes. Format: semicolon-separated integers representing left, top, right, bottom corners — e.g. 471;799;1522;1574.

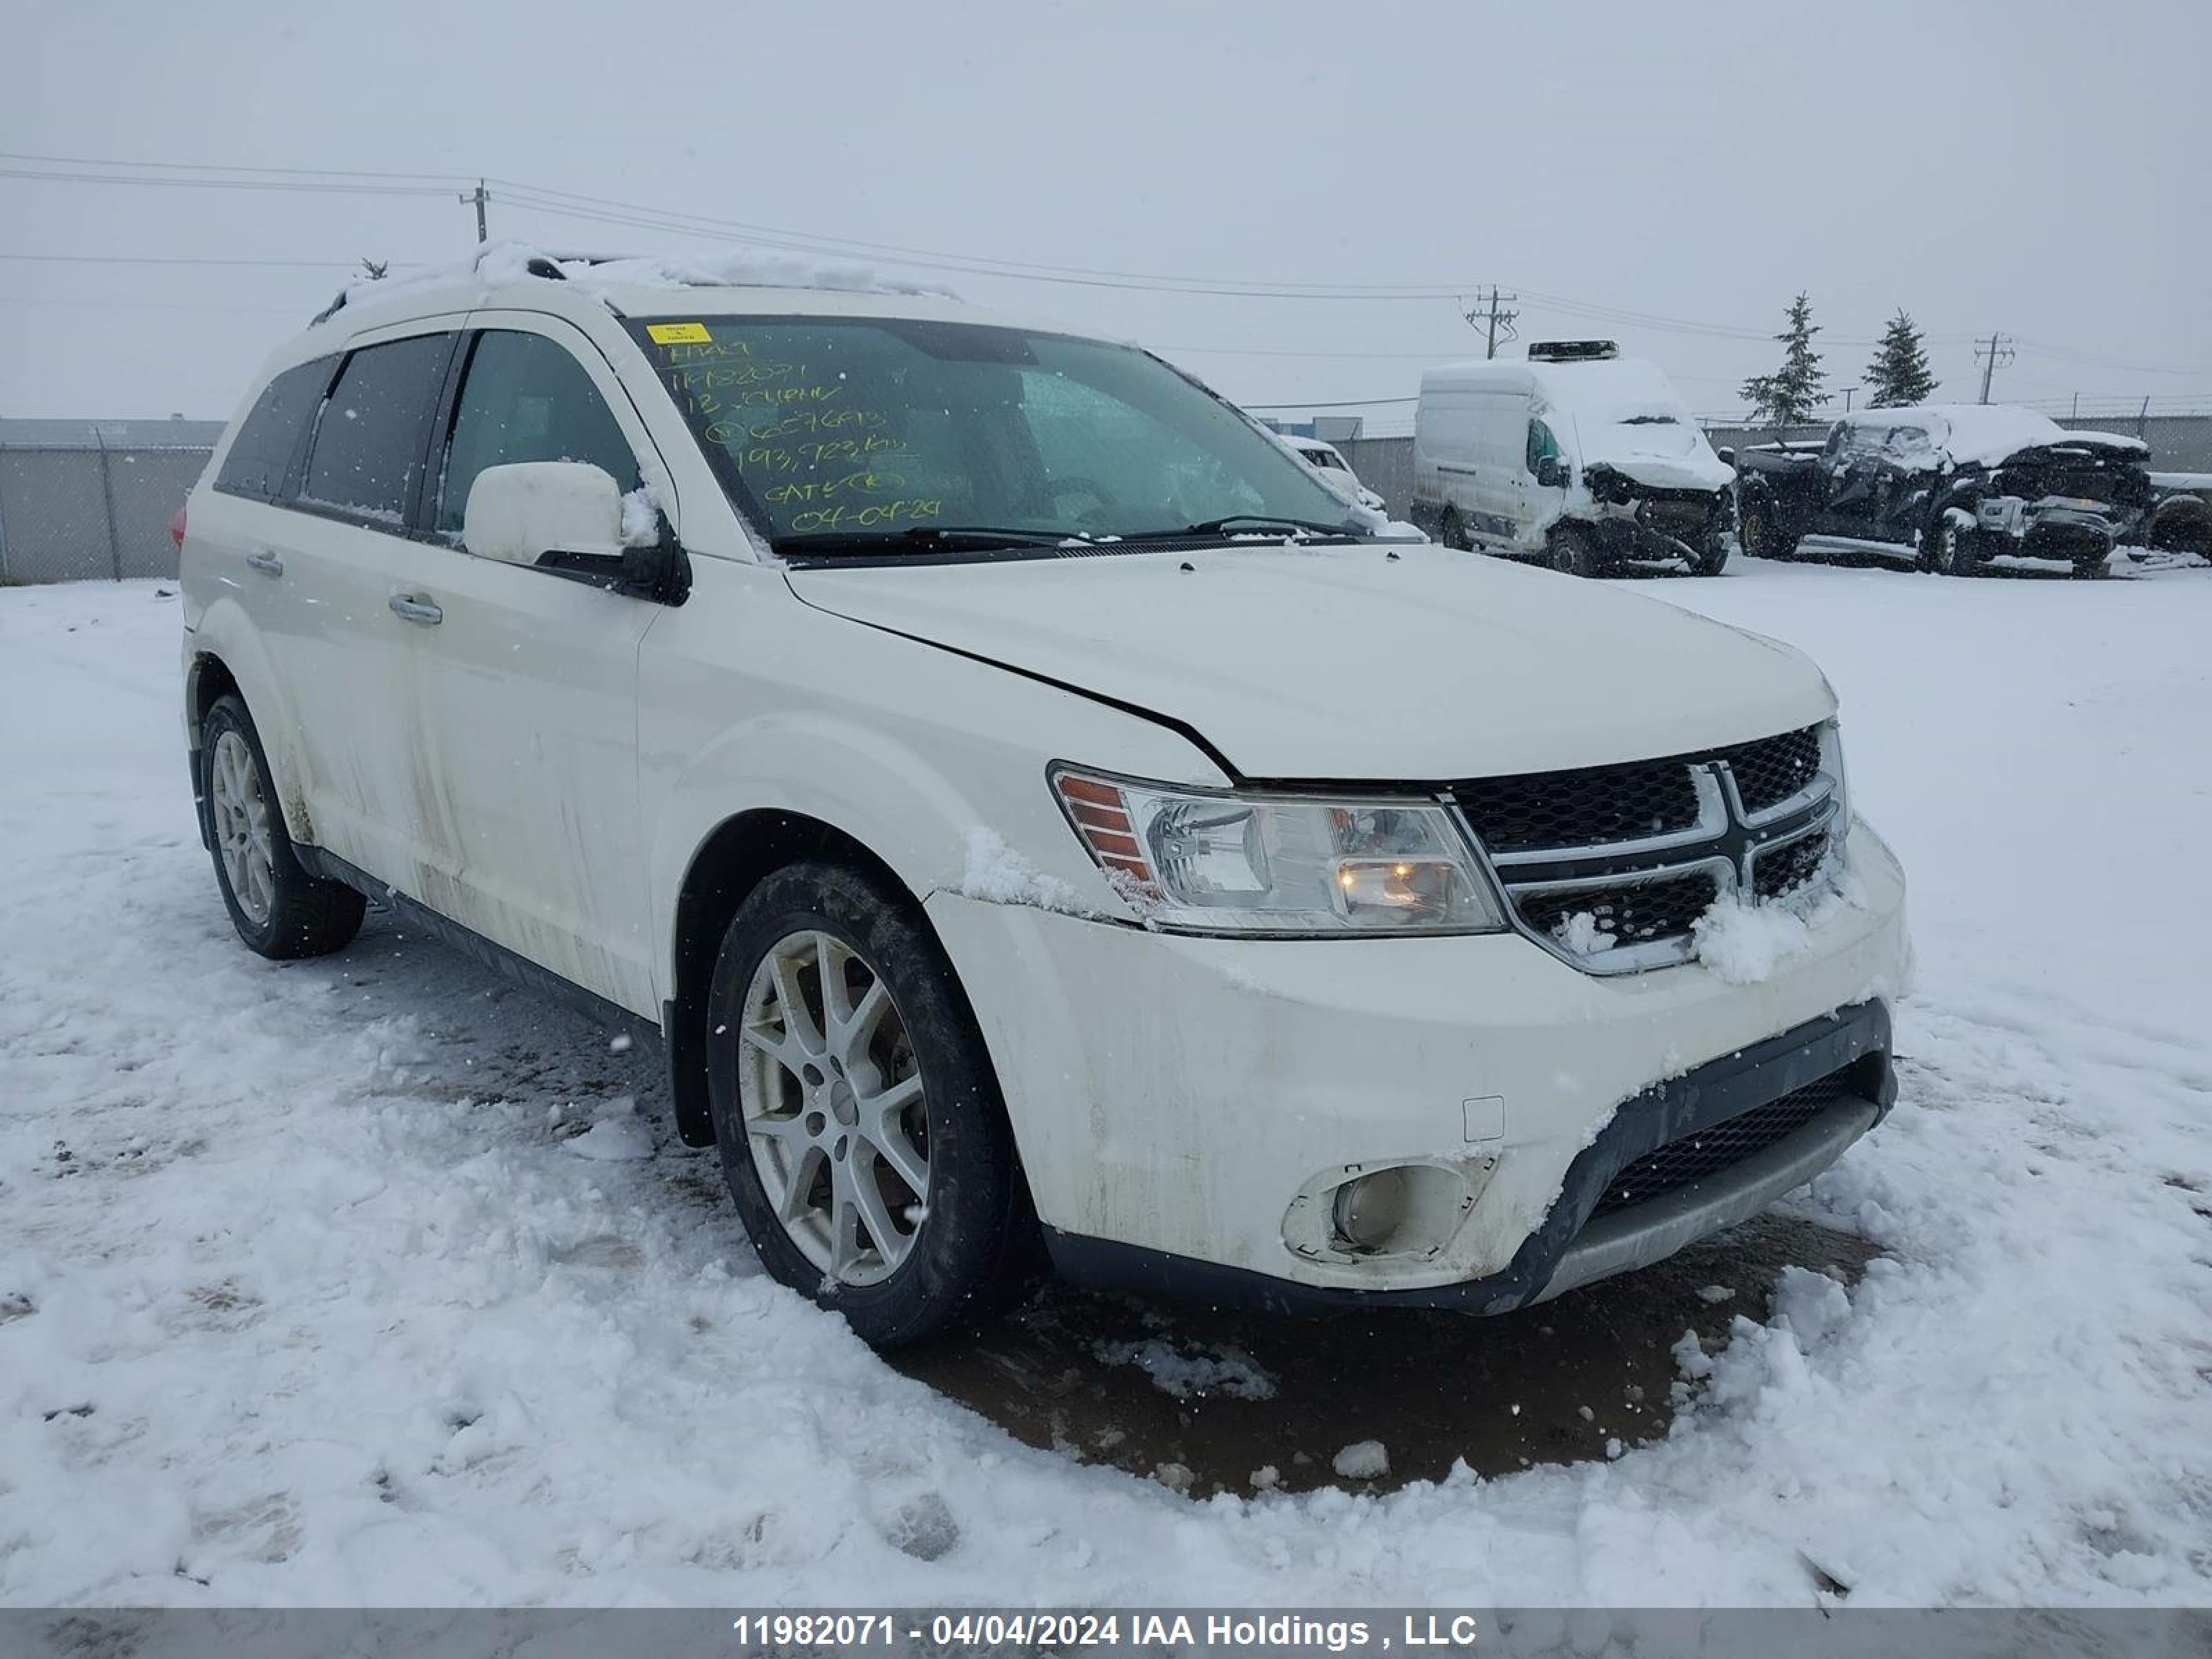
664;810;919;1147
186;653;239;739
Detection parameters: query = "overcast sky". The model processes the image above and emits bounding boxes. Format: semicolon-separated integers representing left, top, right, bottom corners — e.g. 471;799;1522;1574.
7;0;2208;431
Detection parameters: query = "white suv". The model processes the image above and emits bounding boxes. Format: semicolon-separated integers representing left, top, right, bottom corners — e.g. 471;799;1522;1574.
178;252;1909;1347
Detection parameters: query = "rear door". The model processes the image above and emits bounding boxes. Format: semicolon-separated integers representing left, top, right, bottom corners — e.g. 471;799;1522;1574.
375;315;670;1013
274;324;465;878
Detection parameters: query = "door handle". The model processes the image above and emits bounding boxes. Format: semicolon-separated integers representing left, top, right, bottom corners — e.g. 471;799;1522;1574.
388;593;444;626
244;551;284;577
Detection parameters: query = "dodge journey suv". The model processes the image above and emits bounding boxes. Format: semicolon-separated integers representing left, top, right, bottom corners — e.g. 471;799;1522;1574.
178;249;1909;1346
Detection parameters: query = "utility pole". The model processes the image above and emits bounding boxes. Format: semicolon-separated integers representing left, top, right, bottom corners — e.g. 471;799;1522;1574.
1462;286;1520;359
1974;332;2014;404
459;179;489;244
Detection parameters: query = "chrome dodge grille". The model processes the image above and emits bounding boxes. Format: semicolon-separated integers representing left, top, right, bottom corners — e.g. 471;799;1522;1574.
1454;724;1844;975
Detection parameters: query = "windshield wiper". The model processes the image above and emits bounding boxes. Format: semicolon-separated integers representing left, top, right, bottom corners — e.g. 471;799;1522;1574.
776;525;1087;558
1118;514;1368;543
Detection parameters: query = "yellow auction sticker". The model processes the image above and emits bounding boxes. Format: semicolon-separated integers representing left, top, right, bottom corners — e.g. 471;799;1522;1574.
646;321;713;345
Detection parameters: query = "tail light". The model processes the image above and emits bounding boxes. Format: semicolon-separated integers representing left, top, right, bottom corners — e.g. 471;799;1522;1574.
169;505;187;550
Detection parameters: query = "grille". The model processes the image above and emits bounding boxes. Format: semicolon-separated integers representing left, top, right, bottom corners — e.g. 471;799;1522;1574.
1727;727;1824;814
1518;872;1718;950
1459;757;1700;854
1456;724;1839;975
1592;1073;1856;1218
1459;725;1822;856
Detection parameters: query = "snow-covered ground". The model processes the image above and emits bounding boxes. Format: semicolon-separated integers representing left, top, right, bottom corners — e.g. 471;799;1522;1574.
2;558;2209;1607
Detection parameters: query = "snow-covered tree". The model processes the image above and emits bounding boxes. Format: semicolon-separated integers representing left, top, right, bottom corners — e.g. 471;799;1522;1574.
1864;309;1938;407
1740;293;1827;427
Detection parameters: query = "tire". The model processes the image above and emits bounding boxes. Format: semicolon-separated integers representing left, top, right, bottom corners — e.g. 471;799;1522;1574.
1438;507;1471;551
1690;529;1732;577
704;861;1033;1348
2072;553;2109;581
199;694;366;959
1738;493;1794;561
1546;524;1597;577
1922;511;1981;577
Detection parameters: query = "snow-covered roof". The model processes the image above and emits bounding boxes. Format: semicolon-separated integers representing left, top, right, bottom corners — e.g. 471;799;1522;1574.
316;241;966;330
1836;404;2147;467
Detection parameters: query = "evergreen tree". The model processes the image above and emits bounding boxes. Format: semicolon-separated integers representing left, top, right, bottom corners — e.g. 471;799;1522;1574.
1739;292;1827;426
1864;308;1938;406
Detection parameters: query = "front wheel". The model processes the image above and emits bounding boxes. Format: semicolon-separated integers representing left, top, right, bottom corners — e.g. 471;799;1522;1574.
199;695;365;959
1738;493;1794;561
1547;525;1597;577
1438;507;1472;551
704;862;1031;1347
1689;529;1732;577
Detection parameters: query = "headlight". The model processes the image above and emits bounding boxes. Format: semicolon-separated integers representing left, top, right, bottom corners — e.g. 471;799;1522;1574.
1051;767;1508;936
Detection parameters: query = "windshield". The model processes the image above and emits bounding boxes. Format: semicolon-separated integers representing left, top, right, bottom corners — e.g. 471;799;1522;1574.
630;315;1379;554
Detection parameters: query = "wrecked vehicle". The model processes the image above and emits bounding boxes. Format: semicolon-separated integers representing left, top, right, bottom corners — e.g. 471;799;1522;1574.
1413;341;1736;577
1734;404;2154;577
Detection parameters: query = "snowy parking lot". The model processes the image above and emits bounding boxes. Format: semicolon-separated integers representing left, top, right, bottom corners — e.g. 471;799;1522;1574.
2;555;2209;1606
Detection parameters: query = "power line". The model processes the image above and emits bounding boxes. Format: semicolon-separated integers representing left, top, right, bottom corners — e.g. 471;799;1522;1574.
0;165;455;198
0;252;423;270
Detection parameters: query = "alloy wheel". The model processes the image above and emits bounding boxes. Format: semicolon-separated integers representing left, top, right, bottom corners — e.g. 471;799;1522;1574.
737;929;930;1286
209;729;275;926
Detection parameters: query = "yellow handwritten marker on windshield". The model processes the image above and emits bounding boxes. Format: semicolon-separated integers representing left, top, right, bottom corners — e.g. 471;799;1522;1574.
647;321;713;345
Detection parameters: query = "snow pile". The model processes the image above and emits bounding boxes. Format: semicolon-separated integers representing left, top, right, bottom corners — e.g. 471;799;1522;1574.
1091;1339;1278;1402
1551;910;1618;958
619;485;661;549
955;827;1114;920
1330;1441;1389;1481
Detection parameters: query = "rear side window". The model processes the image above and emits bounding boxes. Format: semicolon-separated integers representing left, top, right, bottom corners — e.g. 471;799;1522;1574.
301;333;456;526
436;331;639;536
214;357;334;500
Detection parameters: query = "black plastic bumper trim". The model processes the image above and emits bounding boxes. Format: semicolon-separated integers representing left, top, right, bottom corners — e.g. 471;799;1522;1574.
1042;998;1895;1317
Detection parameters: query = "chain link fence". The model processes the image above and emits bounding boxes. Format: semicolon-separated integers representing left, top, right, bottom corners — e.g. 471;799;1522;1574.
0;420;220;584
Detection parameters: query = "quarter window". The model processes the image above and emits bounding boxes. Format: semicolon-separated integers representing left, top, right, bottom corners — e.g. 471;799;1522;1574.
301;333;456;526
214;357;335;500
437;331;640;536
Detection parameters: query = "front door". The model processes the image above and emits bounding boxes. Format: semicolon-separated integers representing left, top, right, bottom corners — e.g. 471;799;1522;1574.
377;317;673;1014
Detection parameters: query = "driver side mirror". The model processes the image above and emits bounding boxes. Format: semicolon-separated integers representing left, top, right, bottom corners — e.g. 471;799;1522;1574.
1535;455;1568;489
1716;447;1736;467
463;462;688;604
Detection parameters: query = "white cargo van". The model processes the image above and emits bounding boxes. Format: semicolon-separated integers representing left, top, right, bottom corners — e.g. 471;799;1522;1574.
1413;341;1736;577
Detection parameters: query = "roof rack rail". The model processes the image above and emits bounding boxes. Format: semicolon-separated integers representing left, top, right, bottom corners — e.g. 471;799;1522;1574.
310;246;572;326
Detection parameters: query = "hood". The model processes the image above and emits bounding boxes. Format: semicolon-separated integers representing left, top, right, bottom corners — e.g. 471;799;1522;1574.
787;543;1835;780
1576;418;1736;493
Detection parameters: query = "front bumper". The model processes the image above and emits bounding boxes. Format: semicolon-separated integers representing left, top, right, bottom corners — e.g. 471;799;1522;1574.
926;824;1909;1301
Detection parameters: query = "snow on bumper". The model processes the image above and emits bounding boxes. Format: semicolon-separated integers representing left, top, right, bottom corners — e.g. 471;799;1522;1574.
928;827;1909;1295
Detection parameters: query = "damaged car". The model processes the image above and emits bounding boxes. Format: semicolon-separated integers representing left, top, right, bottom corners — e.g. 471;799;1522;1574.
1734;404;2154;577
1413;341;1736;577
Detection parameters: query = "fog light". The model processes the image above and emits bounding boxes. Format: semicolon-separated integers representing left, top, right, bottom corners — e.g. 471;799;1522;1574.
1333;1168;1409;1252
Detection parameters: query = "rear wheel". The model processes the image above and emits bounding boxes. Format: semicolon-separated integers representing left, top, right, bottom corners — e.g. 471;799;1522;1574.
1922;512;1981;577
1546;524;1597;577
705;862;1031;1347
199;695;365;958
1438;507;1471;550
